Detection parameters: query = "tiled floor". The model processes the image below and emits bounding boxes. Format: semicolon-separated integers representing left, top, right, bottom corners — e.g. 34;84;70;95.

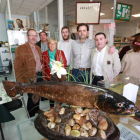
0;93;50;140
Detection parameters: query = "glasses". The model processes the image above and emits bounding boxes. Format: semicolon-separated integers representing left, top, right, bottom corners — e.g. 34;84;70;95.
28;35;38;37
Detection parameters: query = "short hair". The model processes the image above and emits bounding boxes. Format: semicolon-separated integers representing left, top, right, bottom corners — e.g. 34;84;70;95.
27;29;37;36
47;38;58;48
61;26;70;33
77;23;89;31
39;31;48;36
133;35;140;52
95;32;106;38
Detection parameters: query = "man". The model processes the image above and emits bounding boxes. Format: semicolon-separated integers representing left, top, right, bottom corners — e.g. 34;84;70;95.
36;31;48;53
14;29;43;117
58;26;74;67
90;32;121;85
70;23;116;83
119;35;135;61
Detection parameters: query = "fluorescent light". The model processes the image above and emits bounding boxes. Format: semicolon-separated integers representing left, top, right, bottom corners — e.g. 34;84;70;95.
132;14;140;17
100;13;105;16
111;7;114;9
125;77;130;80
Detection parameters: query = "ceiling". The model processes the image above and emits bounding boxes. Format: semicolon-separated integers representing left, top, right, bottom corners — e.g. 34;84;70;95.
1;0;140;21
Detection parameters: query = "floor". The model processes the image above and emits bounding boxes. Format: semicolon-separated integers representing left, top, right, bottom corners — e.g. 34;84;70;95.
0;93;50;140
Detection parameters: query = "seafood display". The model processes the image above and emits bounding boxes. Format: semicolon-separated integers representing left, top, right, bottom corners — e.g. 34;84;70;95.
34;104;120;140
2;80;136;115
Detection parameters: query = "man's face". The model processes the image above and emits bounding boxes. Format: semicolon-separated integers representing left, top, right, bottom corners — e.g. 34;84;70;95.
95;34;107;49
62;29;69;40
40;32;48;42
27;30;38;44
78;25;88;40
130;37;135;46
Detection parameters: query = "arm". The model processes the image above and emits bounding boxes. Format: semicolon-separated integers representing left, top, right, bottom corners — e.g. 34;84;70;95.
112;51;121;78
61;51;67;67
14;47;25;83
121;54;127;73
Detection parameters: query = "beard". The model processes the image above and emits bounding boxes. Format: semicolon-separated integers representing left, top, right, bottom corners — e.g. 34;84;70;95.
63;35;69;41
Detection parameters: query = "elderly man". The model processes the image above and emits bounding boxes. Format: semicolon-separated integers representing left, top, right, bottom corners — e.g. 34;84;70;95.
70;23;116;83
14;29;43;117
36;31;48;53
90;32;121;85
58;26;74;67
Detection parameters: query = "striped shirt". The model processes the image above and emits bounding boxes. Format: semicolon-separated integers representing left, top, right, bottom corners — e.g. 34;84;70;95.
71;39;95;69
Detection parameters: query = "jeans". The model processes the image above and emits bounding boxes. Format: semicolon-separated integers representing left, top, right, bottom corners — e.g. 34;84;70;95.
71;69;90;83
27;72;43;117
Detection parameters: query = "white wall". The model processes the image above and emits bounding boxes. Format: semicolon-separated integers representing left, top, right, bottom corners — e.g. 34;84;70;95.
0;13;8;41
116;20;137;37
11;15;29;31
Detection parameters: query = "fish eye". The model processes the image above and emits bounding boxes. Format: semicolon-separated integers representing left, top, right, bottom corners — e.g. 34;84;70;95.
118;103;124;107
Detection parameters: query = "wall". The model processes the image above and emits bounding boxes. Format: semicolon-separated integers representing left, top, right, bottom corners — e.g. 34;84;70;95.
0;13;8;41
116;20;137;37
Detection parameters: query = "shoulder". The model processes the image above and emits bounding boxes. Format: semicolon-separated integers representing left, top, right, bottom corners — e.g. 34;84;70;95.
16;43;28;51
43;50;49;55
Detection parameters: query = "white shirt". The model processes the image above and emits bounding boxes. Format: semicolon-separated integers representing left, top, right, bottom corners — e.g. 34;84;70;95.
92;46;107;76
58;39;74;66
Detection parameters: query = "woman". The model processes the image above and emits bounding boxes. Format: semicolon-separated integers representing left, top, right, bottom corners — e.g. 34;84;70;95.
121;35;140;78
42;38;67;108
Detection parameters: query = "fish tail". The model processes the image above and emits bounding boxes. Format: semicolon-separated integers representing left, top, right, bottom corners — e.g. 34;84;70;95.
2;80;19;97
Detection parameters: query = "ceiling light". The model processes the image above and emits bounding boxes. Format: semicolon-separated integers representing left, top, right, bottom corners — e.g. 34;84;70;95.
125;77;130;80
132;14;140;17
111;7;114;9
100;13;105;16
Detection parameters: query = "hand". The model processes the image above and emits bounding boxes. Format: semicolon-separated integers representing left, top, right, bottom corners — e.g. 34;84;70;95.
108;45;116;54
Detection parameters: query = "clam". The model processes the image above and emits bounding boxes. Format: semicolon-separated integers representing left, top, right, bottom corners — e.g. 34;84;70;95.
59;107;65;115
89;127;97;136
68;118;75;126
44;113;53;117
75;108;83;114
55;125;60;132
81;123;89;130
54;117;61;124
86;114;90;120
86;122;92;129
98;117;108;130
48;122;55;129
70;130;80;137
82;109;90;116
73;114;81;120
72;124;80;130
80;128;88;137
47;116;54;122
98;130;107;139
65;124;71;136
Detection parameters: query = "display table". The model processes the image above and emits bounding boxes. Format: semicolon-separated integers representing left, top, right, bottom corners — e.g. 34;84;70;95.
16;96;140;140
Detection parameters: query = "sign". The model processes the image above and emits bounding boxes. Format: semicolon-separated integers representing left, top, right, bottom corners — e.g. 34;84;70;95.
76;2;101;24
115;3;133;21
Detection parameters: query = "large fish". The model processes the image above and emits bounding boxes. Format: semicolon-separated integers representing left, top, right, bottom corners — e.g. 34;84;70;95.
2;80;135;115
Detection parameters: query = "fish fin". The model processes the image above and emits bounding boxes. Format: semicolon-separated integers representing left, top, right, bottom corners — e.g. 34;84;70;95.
2;80;18;97
89;97;99;109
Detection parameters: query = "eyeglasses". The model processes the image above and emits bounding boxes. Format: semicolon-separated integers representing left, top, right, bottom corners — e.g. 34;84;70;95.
28;35;38;37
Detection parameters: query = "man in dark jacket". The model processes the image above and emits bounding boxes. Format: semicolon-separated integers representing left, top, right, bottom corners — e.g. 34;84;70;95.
36;31;48;53
119;35;135;61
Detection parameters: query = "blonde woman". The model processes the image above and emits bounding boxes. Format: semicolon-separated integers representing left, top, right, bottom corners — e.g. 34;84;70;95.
42;38;67;108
